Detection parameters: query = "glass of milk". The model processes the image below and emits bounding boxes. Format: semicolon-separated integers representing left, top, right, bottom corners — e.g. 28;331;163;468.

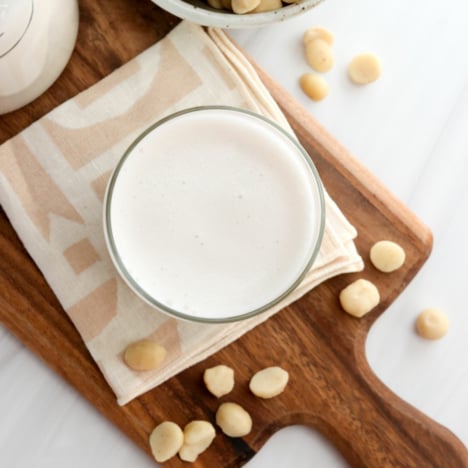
104;107;325;323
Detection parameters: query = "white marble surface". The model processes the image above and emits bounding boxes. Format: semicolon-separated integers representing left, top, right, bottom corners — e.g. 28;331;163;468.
1;0;468;466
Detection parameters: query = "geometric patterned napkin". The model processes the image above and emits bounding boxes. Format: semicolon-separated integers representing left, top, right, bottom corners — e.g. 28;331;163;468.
0;22;363;405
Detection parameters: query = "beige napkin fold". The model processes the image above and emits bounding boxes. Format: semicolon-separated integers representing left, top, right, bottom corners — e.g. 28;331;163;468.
0;22;363;405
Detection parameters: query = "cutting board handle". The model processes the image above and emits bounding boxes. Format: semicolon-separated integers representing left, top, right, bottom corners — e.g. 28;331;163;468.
242;313;468;467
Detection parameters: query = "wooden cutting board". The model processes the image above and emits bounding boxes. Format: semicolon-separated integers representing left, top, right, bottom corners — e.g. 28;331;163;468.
1;1;467;466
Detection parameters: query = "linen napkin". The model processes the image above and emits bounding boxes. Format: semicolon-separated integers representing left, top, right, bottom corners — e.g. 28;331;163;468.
0;22;363;405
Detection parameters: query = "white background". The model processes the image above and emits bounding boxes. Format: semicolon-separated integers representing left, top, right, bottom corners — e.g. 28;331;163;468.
1;0;467;466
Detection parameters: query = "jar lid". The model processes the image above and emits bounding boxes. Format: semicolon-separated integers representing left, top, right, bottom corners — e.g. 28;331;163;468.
0;0;33;57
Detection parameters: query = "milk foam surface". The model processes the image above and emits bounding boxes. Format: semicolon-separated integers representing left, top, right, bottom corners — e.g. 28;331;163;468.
108;109;322;320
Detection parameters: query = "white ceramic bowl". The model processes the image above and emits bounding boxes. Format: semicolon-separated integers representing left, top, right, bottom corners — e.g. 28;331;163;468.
150;0;324;28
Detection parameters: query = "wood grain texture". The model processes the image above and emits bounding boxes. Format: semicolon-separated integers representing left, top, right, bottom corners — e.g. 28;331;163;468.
0;0;467;466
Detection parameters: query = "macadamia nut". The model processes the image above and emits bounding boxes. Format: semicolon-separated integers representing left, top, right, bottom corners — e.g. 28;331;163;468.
300;73;329;101
339;279;380;317
305;38;334;73
179;420;216;462
252;0;282;12
303;26;334;46
123;340;167;371
149;421;184;463
370;240;406;272
204;364;235;397
348;53;381;84
232;0;260;14
249;366;289;399
416;308;449;340
216;402;252;437
207;0;225;9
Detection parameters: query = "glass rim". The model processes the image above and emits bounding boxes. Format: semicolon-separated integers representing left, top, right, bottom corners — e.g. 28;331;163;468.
104;105;326;323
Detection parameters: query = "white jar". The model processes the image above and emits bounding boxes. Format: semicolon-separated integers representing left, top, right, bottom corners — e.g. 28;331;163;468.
0;0;79;115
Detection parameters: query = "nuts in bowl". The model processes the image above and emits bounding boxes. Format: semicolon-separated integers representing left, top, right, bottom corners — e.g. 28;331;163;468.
149;0;324;28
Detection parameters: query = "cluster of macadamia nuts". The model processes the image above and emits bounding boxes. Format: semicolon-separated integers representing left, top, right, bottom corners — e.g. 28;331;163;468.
299;26;382;102
207;0;299;15
205;364;289;440
300;27;334;102
121;344;287;461
338;240;406;319
149;419;216;463
338;239;449;340
146;363;289;463
339;240;406;319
